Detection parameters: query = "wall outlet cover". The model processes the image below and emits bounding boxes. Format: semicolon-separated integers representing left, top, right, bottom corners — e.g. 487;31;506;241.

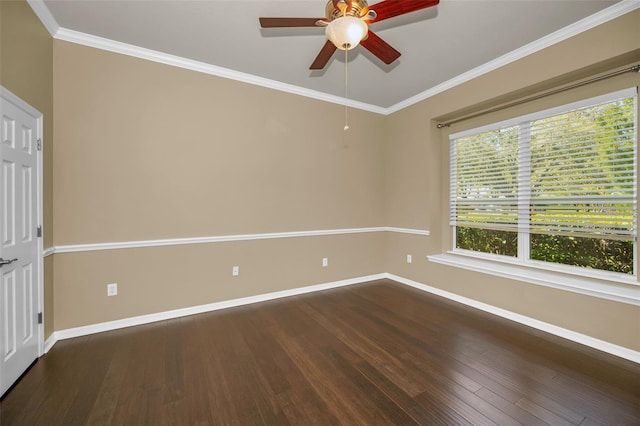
107;283;118;296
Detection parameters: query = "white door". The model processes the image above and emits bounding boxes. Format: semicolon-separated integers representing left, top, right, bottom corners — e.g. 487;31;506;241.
0;88;42;398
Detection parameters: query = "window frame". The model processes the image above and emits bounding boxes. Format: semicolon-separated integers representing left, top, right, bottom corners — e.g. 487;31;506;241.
448;87;638;283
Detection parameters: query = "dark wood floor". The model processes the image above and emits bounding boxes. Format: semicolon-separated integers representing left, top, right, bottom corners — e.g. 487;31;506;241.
1;279;639;425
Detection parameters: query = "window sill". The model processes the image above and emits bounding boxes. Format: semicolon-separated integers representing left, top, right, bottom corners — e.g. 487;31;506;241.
427;252;640;306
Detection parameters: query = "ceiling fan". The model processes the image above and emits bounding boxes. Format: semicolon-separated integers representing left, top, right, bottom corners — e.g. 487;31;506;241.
259;0;440;70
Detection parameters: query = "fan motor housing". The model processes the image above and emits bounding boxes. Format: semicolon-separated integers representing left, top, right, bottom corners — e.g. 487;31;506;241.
325;0;369;21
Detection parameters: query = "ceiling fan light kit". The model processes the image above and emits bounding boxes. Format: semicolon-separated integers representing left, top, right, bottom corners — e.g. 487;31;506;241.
325;16;368;50
259;0;440;130
260;0;440;70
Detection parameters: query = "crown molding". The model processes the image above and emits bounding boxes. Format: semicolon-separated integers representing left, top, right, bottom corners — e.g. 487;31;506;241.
386;0;640;114
26;0;59;37
53;27;387;115
28;0;640;115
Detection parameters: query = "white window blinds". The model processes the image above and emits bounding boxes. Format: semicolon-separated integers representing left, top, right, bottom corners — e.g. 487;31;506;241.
450;88;637;242
528;95;636;240
450;125;519;232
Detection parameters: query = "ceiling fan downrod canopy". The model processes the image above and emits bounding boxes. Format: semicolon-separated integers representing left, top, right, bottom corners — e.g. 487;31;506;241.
324;0;370;50
325;0;372;21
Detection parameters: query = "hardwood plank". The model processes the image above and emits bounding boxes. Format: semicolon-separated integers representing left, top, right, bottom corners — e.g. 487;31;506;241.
580;417;609;426
402;351;516;426
216;310;291;425
324;347;419;425
180;315;215;426
196;313;245;425
475;388;552;426
1;279;638;426
110;322;168;425
543;373;640;425
233;305;294;395
254;303;345;425
515;397;578;426
350;357;452;425
512;389;586;425
273;328;367;425
343;298;486;394
338;292;523;404
297;293;427;396
60;343;113;425
85;330;136;425
26;336;98;425
413;391;477;425
274;387;341;425
164;317;185;405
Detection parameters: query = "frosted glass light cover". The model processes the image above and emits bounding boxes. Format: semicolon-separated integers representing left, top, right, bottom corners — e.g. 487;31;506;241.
326;16;368;50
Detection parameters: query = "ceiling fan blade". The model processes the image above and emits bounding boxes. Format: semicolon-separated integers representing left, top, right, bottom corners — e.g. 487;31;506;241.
259;17;326;28
310;40;338;70
365;0;439;24
360;30;401;65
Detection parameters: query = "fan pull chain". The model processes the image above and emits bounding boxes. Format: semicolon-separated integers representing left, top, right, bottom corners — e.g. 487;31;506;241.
344;47;349;131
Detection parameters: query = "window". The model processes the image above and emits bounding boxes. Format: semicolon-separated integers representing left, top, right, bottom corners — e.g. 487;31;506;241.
450;88;637;276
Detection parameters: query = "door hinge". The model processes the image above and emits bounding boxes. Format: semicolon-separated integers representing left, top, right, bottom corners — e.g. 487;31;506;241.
37;138;42;151
37;312;43;324
37;225;42;238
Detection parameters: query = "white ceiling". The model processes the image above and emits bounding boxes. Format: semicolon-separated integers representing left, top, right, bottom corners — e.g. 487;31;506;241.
38;0;628;111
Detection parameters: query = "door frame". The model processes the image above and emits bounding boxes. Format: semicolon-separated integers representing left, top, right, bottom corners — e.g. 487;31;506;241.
0;86;44;357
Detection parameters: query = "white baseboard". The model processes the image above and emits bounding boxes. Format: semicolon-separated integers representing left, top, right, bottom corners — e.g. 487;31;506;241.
385;273;640;364
43;272;639;364
43;334;57;354
48;274;385;347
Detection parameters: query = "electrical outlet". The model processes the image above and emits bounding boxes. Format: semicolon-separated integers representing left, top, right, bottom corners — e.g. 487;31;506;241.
232;266;239;276
322;258;328;267
407;254;412;264
107;283;118;296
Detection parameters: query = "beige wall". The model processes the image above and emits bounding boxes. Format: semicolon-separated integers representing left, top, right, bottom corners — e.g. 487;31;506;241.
3;0;638;354
1;0;54;339
385;10;640;351
53;41;388;329
53;233;385;330
53;42;387;243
